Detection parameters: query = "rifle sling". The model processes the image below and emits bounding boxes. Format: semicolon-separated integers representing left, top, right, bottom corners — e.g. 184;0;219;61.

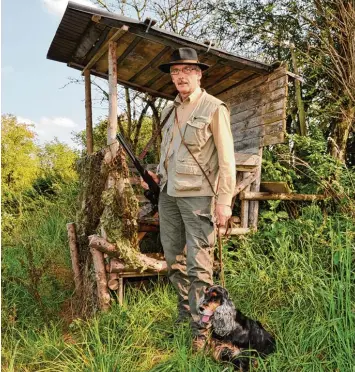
138;106;175;160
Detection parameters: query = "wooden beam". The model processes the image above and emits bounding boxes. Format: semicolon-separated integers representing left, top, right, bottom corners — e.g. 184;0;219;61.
233;170;257;196
69;62;175;100
84;70;94;154
129;46;170;83
108;40;118;146
248;148;263;229
73;21;105;61
240;192;327;201
219;227;250;236
82;25;129;76
290;46;306;136
240;172;251;228
115;36;141;66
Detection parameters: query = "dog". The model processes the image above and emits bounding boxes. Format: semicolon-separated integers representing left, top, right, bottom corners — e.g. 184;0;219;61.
198;285;275;371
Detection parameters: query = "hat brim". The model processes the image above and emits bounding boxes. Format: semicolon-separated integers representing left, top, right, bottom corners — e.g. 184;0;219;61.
158;61;210;73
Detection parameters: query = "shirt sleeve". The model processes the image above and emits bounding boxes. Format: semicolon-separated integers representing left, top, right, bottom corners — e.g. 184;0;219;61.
210;104;236;206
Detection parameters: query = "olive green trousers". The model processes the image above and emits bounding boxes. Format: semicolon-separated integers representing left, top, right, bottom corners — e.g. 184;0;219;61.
158;187;215;334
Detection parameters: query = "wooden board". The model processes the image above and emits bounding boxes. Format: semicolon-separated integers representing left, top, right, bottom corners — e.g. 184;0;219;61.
233;120;284;143
209;69;255;96
117;39;167;81
223;67;288;152
260;182;292;194
234;153;260;167
95;32;136;73
233;108;285;132
230;86;287;117
218;67;287;102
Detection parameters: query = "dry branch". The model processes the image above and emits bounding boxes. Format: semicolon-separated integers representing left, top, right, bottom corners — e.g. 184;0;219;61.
90;247;111;311
89;235;168;273
66;222;82;294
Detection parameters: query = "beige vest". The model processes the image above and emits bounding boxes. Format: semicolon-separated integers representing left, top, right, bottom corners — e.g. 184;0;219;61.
157;90;227;197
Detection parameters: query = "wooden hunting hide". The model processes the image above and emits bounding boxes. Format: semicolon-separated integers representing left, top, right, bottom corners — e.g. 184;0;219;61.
48;1;292;310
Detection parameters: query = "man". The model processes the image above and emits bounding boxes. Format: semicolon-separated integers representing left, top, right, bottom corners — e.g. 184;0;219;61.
142;47;236;349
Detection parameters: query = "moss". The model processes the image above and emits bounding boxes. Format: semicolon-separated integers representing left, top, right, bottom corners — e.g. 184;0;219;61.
75;150;108;261
75;146;145;271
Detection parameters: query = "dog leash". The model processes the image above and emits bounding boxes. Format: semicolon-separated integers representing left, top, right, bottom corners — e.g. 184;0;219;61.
175;109;226;287
217;227;225;287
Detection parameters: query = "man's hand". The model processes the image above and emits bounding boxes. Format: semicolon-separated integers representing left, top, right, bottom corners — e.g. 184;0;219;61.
140;170;159;190
215;204;232;227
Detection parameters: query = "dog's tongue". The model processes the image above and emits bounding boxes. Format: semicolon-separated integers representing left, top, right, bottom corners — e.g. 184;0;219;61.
201;309;214;323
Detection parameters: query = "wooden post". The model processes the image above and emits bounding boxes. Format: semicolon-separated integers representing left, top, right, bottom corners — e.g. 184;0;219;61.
240;172;251;228
90;247;111;311
66;222;82;294
90;40;120;311
248;148;263;229
290;44;306;136
118;277;124;306
84;70;94;154
108;40;118;149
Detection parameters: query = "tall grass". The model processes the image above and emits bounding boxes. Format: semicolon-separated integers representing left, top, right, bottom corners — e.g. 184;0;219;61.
2;195;354;371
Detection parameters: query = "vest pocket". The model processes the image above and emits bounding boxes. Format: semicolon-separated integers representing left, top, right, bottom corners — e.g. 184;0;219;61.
184;117;210;146
174;163;203;191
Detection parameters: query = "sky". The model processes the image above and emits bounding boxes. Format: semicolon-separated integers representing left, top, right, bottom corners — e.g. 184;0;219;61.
1;0;106;148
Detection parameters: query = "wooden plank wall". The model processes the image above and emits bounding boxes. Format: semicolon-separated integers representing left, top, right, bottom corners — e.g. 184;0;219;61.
218;66;288;155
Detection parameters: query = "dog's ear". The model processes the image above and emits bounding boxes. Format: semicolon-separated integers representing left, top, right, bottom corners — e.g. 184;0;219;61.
218;286;229;300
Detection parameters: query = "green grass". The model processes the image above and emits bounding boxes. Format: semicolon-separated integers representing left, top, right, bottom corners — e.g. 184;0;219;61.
2;189;355;371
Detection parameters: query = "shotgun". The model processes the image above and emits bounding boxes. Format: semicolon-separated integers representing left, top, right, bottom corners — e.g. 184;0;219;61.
116;133;160;209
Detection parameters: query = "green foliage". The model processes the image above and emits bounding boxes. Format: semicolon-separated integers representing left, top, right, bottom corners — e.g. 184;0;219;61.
39;138;79;183
2;183;78;330
72;115;158;161
2;197;354;371
72;117;108;154
261;133;354;221
207;0;355;164
1;115;79;236
1;115;40;193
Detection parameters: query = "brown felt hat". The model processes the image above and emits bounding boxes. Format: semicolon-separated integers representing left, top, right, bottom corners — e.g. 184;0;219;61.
158;47;210;73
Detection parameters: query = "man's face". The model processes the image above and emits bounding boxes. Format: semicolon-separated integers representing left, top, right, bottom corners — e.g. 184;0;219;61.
170;64;202;98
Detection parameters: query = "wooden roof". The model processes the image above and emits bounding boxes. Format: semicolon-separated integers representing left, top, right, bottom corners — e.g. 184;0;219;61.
47;1;274;100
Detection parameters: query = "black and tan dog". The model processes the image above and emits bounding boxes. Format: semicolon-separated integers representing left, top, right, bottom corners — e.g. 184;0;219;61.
198;285;275;371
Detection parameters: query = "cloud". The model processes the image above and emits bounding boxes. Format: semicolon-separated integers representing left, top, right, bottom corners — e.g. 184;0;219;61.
42;0;98;17
16;115;82;148
40;116;78;128
17;116;36;125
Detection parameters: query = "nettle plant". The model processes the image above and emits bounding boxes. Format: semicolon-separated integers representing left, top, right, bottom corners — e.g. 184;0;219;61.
260;132;354;221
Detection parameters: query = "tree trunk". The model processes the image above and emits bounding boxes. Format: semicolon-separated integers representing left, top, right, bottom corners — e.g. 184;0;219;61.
330;105;355;163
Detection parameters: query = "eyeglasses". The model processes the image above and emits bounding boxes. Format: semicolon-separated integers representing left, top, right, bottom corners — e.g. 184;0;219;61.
170;66;199;75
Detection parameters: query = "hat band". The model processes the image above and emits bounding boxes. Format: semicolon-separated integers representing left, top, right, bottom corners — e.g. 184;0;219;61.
169;59;201;65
